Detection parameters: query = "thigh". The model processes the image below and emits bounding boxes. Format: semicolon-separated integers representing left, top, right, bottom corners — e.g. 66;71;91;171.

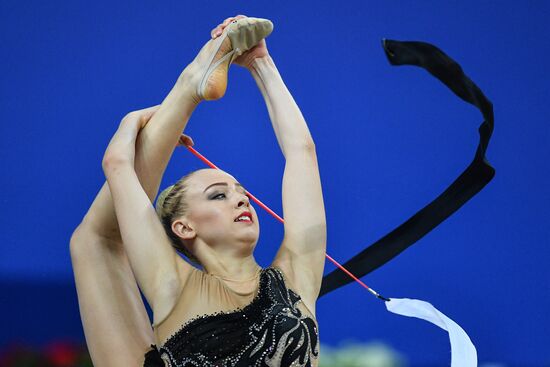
71;228;154;367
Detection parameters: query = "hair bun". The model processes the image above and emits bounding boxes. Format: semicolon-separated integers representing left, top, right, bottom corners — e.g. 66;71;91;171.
155;184;175;215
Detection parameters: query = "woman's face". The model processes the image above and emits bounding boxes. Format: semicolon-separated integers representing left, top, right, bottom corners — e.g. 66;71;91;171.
181;169;260;250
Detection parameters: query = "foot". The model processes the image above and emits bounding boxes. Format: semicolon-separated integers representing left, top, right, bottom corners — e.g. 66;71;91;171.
181;17;273;102
177;38;230;103
198;35;234;101
211;15;271;70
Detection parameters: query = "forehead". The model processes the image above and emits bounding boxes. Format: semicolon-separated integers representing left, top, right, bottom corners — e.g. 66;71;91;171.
187;169;238;191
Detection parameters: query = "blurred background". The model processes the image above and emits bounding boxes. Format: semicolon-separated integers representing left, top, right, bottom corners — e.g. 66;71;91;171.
1;1;549;366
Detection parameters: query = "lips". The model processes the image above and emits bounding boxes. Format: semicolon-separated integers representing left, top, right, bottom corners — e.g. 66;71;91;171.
234;211;253;222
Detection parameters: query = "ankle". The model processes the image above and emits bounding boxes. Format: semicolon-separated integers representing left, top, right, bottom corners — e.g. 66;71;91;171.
175;70;203;105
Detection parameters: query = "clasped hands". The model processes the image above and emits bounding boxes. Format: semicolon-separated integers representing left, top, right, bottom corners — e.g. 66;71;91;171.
121;15;268;145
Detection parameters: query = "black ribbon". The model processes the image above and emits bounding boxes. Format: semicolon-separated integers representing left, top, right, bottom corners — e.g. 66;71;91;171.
319;39;495;298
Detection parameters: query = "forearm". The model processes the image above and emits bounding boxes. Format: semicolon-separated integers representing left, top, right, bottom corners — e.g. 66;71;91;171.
102;158;181;304
250;56;314;156
80;75;198;242
102;112;145;172
89;118;141;240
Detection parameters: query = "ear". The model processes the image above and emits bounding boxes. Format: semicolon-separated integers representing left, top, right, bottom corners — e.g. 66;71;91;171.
172;218;196;240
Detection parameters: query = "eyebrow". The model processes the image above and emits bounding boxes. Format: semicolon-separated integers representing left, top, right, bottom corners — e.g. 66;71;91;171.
203;182;244;193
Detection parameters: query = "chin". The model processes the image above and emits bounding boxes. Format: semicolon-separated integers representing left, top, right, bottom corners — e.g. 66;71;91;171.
240;233;259;245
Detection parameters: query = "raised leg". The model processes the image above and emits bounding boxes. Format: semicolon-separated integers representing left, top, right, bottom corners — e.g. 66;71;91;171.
70;33;235;366
71;92;197;367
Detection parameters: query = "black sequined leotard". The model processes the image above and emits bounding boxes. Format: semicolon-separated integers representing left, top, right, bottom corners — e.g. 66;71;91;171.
145;266;319;367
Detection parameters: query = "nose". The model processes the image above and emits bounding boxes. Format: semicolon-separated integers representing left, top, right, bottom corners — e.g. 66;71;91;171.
236;193;250;208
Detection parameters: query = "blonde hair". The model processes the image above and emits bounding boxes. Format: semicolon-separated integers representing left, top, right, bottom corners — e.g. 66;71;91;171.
155;171;201;265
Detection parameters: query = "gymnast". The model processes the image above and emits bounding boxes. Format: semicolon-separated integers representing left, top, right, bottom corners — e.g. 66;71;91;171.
70;15;325;366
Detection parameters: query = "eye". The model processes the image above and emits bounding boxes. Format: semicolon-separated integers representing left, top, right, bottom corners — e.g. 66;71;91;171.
211;193;226;200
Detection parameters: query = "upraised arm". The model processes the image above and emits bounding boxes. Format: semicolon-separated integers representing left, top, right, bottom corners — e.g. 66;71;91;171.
102;108;190;321
206;16;328;308
249;55;327;309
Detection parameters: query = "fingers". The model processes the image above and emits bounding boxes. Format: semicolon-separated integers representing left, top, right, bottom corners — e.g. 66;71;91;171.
141;105;161;121
211;27;221;39
211;20;230;38
211;14;248;38
137;105;161;127
222;17;234;26
140;105;161;113
121;105;160;128
176;134;194;147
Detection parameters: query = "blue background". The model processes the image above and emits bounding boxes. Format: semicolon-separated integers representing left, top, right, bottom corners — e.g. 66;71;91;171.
1;1;549;366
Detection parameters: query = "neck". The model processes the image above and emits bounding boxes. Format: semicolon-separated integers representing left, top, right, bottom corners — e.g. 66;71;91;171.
199;252;261;281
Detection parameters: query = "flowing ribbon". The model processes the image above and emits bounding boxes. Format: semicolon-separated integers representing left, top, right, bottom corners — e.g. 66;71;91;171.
386;298;477;366
320;39;494;296
183;38;493;366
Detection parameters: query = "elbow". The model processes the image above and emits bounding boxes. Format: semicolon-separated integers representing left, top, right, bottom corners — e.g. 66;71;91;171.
102;151;132;175
284;139;316;156
303;139;316;152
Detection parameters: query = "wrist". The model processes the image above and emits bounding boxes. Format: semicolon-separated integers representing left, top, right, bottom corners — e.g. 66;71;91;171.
249;55;275;73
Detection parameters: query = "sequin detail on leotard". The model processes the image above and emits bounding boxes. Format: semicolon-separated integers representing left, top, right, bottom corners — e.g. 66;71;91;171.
152;267;319;367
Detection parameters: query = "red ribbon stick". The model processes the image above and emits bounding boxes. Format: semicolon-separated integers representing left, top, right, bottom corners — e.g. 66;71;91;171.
185;145;387;301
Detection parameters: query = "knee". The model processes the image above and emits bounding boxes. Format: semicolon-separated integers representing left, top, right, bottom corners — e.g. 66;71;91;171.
69;224;92;262
69;223;122;263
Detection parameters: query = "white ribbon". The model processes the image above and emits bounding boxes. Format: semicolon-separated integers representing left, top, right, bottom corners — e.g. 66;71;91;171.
385;297;477;367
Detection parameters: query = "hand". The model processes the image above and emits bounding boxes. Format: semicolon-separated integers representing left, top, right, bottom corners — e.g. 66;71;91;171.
121;105;161;131
103;105;161;172
210;15;270;69
176;133;194;147
120;106;195;147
